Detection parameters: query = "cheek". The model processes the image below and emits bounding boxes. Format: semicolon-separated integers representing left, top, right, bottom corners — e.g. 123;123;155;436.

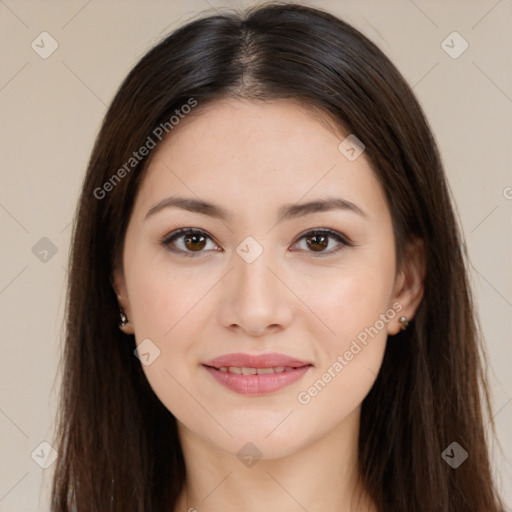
291;275;392;432
126;249;214;339
124;252;217;389
125;260;208;416
311;277;391;391
293;252;395;402
296;259;395;348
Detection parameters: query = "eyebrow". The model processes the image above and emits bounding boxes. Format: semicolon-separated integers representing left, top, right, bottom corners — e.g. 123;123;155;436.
145;196;367;222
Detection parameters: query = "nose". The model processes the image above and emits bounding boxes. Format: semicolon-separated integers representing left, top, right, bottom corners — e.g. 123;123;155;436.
217;245;294;337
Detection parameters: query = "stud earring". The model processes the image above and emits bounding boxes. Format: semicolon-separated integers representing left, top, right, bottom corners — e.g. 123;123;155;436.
399;316;409;331
119;309;128;328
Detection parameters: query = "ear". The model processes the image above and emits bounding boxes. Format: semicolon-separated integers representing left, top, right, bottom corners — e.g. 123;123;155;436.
111;265;134;335
387;236;425;335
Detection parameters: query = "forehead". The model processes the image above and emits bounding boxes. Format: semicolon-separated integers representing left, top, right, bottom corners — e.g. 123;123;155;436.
134;99;389;224
162;98;345;160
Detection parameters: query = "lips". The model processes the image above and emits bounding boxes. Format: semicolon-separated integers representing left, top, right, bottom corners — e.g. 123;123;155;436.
202;352;313;395
203;352;312;370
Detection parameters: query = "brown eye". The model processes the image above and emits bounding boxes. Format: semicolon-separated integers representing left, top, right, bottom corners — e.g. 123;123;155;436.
162;228;220;257
292;229;351;256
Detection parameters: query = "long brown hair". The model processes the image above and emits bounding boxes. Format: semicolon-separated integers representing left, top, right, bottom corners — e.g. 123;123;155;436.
51;3;505;511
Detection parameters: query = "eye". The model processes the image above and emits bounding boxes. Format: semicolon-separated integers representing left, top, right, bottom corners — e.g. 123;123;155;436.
290;229;352;256
161;228;221;257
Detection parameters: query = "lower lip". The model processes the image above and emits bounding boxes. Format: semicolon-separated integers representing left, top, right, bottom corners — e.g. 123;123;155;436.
203;365;311;395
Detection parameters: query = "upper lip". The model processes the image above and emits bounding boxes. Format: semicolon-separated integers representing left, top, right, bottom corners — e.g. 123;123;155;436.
203;352;312;369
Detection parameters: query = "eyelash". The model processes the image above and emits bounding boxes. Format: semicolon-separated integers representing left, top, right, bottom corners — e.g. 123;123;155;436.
160;228;353;258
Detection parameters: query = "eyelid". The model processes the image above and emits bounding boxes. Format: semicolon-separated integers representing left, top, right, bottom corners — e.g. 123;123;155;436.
161;227;353;257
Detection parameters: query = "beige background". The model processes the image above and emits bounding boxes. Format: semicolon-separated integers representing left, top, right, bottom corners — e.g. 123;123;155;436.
1;0;511;510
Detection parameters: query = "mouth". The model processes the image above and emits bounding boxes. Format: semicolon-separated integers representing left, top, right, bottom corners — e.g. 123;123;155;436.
203;364;312;374
201;353;313;395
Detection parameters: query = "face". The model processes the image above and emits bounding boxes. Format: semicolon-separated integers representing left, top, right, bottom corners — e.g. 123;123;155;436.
113;98;422;459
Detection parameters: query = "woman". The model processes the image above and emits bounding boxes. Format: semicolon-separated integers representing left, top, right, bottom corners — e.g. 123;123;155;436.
50;3;506;511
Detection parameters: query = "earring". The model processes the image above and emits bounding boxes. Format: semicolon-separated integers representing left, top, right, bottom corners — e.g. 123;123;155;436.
119;309;128;328
399;316;409;331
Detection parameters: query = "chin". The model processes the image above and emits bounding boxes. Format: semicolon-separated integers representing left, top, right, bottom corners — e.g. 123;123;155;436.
208;418;311;459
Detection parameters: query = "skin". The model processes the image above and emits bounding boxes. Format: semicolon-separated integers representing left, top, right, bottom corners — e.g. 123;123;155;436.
113;99;425;512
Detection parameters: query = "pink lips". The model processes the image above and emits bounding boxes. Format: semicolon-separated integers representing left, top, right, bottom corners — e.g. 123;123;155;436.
202;352;312;396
